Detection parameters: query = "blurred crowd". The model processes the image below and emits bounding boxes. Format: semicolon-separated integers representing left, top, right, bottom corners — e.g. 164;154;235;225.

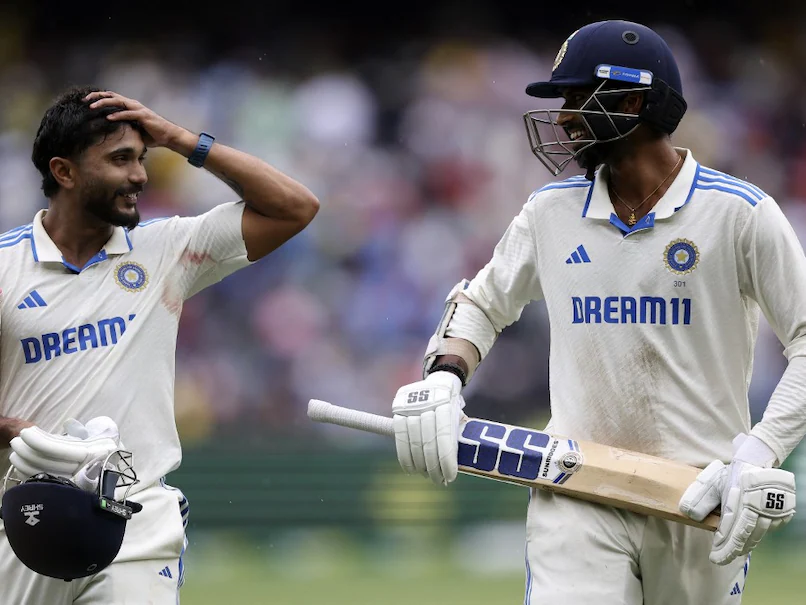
1;10;805;445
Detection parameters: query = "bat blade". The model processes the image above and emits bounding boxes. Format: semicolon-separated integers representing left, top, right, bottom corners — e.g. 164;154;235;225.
307;399;719;531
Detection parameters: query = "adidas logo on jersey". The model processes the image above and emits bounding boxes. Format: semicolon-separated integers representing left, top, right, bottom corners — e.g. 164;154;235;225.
158;566;173;579
565;245;591;264
17;290;47;309
729;582;741;596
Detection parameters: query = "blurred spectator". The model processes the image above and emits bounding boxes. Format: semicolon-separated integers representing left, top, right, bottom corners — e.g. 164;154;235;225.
1;5;803;444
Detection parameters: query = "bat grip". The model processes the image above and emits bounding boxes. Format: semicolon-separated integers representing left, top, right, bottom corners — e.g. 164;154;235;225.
307;400;395;438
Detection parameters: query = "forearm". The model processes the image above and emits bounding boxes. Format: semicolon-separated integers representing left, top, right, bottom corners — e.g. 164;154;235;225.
432;354;471;376
167;129;319;223
750;355;806;465
423;290;493;385
0;416;34;448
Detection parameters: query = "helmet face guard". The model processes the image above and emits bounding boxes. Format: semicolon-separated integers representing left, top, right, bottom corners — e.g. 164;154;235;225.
0;450;141;581
523;64;687;177
523;77;643;176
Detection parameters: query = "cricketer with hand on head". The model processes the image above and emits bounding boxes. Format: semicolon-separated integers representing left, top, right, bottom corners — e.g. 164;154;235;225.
392;20;803;604
0;86;319;604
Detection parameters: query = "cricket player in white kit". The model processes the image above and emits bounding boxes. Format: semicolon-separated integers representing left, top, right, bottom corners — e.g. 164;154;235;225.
0;86;319;604
391;20;802;604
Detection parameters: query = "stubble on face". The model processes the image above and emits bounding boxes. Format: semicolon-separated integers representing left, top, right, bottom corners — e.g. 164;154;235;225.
82;175;142;230
77;125;146;230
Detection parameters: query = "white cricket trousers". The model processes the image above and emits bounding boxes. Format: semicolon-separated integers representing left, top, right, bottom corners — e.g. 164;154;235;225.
0;481;188;605
524;489;750;605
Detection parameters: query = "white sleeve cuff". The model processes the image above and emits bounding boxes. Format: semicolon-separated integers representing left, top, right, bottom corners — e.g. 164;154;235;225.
733;434;778;468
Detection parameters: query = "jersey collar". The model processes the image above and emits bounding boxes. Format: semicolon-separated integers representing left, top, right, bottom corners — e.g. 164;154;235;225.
581;148;700;223
31;209;133;264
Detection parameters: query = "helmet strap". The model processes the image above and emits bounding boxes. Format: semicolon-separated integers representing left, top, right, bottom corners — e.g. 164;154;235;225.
641;79;687;134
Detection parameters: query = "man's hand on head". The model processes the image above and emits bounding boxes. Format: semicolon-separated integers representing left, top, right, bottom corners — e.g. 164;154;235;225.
84;90;191;151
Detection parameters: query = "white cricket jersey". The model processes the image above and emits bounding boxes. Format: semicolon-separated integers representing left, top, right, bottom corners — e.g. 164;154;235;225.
0;201;252;495
450;148;806;467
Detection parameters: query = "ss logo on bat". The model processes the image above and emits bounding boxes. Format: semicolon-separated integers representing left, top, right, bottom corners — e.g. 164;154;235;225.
457;420;550;480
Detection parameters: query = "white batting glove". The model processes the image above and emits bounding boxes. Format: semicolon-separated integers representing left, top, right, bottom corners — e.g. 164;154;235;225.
72;458;107;493
679;434;796;565
392;371;465;486
9;416;121;481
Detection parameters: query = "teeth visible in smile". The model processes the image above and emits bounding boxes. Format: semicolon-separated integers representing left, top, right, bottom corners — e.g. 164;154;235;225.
569;130;586;141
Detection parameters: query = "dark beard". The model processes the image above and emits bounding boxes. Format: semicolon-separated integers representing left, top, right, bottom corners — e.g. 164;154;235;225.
574;107;638;180
577;138;629;181
83;181;141;230
578;144;609;181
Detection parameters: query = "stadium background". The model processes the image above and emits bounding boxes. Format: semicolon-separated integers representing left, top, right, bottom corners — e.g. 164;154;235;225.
2;2;806;602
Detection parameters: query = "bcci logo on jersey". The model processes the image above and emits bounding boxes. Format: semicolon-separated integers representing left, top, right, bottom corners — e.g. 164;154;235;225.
664;239;699;275
115;262;149;292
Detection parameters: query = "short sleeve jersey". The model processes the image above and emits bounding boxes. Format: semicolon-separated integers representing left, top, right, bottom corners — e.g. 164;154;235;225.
0;201;252;493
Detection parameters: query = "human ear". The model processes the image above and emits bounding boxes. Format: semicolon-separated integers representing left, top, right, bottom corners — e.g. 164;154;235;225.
49;157;77;190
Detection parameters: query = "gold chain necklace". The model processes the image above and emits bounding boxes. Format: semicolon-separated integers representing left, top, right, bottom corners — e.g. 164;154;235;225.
609;154;682;226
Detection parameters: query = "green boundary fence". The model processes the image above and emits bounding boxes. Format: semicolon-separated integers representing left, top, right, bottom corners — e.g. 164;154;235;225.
166;439;805;542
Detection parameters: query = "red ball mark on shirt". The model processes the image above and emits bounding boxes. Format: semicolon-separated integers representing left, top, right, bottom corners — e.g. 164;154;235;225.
161;284;183;316
181;250;213;266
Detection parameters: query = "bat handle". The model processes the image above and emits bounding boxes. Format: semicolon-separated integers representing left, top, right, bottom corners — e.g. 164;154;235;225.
307;399;395;438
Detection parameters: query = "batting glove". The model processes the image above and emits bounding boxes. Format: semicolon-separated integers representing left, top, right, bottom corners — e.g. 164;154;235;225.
9;416;121;481
392;371;465;486
679;434;796;565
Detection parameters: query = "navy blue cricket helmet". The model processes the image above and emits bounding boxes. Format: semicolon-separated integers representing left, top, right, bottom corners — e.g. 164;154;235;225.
0;451;142;581
523;20;687;177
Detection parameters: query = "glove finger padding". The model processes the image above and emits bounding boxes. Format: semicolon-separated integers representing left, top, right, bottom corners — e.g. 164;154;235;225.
408;415;428;477
742;513;771;556
710;501;752;565
393;415;417;475
11;425;121;482
679;460;727;522
9;437;84;475
8;452;52;479
17;427;96;463
421;409;443;485
435;403;459;484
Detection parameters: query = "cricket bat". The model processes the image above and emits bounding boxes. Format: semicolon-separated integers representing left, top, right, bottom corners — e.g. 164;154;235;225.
307;399;719;531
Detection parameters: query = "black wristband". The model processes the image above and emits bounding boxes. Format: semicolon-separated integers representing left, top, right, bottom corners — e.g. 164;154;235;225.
428;362;467;387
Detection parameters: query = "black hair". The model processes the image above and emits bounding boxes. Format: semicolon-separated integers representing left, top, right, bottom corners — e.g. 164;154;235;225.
31;85;146;197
